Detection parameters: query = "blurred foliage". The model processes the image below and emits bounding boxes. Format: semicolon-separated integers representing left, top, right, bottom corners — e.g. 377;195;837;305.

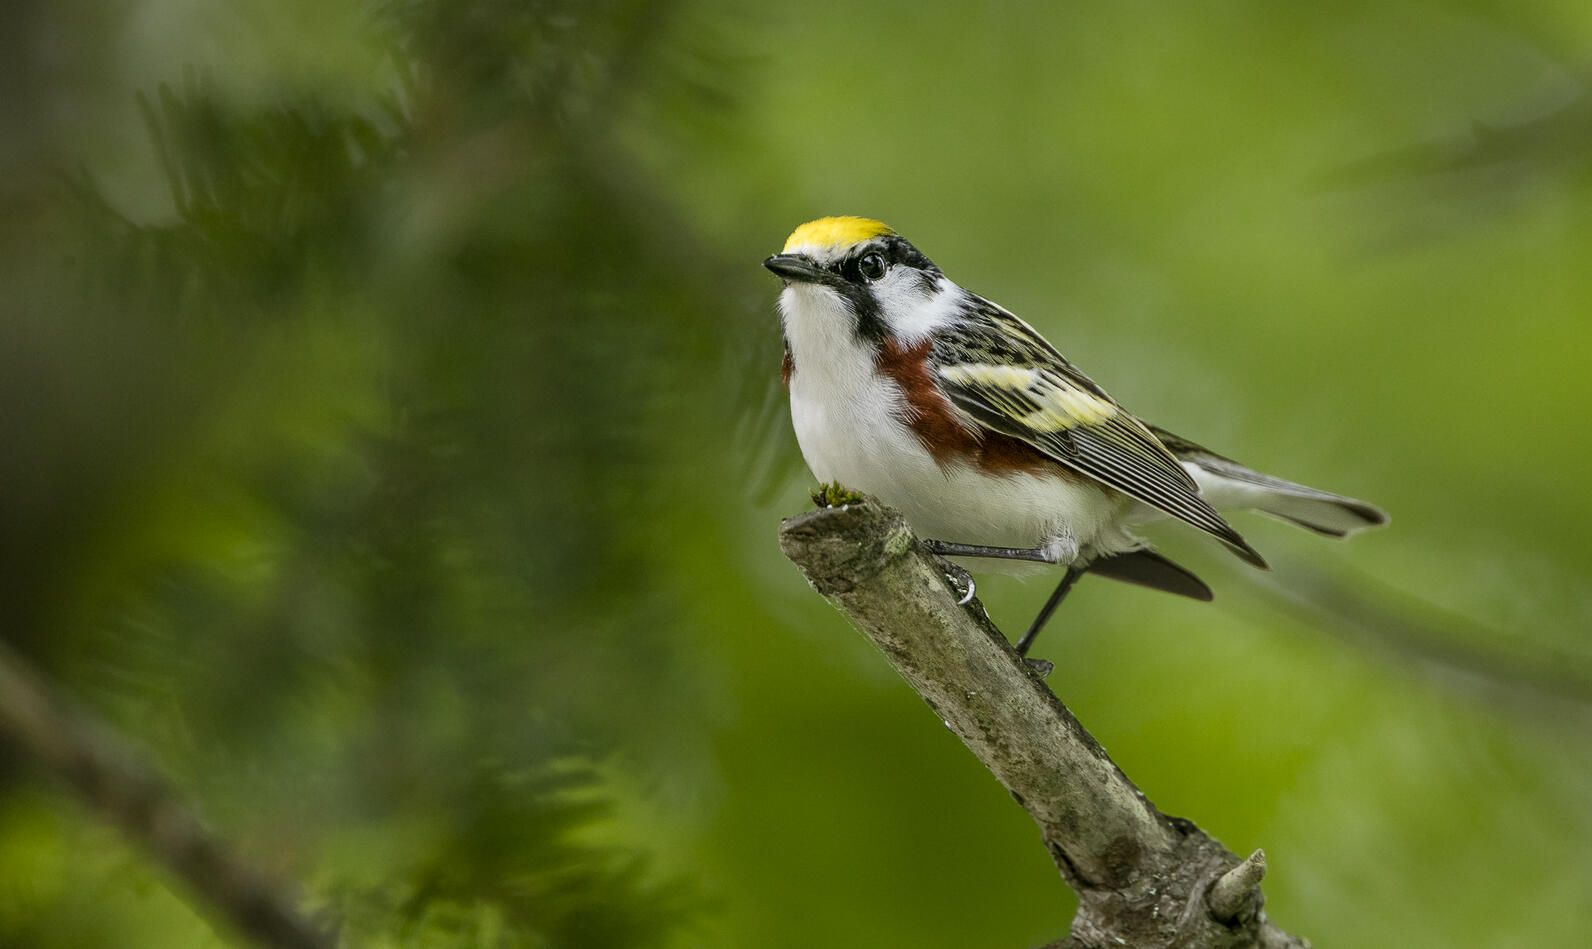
2;1;1592;948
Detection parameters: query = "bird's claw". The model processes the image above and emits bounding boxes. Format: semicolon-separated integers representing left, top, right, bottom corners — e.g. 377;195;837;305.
940;561;976;605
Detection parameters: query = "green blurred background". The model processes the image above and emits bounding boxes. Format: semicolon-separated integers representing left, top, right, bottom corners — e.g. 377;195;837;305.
3;1;1591;946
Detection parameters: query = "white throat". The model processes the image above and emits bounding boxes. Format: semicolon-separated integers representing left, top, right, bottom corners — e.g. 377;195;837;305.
779;283;904;487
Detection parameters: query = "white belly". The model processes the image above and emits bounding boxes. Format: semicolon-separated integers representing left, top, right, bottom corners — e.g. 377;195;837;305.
789;366;1131;568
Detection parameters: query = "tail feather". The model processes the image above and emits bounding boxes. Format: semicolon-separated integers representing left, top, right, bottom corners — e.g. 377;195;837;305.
1149;425;1389;539
1250;489;1387;537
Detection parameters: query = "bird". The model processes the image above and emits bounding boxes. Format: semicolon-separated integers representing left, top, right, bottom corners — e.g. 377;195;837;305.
763;215;1387;656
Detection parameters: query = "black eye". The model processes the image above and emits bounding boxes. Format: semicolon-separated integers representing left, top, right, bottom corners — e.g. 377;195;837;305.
857;252;887;282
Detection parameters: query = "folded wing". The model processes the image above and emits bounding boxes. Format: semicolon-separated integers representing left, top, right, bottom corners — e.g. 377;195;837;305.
930;304;1267;568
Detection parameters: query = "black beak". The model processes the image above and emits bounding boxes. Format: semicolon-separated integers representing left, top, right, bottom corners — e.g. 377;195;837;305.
763;253;829;284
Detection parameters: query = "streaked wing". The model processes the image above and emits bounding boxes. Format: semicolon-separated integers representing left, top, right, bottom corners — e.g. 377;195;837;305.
929;302;1266;567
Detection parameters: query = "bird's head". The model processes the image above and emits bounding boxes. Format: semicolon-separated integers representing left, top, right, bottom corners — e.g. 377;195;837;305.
764;216;948;344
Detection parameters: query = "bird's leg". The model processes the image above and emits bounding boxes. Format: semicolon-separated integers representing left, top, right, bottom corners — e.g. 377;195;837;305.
920;540;1058;564
1015;566;1085;656
920;539;1085;658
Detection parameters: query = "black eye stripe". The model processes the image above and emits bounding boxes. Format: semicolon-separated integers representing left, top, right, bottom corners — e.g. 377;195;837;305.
818;236;943;344
831;236;941;287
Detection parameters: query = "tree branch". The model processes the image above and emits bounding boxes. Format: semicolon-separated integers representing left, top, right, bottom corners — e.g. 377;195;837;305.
0;638;332;949
779;498;1307;948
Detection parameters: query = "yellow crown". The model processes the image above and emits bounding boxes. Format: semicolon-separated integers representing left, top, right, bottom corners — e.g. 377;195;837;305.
782;216;894;252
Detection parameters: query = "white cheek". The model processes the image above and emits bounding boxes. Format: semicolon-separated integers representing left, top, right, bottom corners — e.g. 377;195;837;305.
877;275;962;343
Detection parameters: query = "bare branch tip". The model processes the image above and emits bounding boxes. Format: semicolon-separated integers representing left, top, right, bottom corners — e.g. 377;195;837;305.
1208;848;1267;922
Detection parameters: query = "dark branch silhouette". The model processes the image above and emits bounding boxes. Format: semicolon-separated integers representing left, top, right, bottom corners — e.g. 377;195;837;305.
0;640;331;949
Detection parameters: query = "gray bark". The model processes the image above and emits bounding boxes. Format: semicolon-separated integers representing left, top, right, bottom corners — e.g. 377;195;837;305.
779;498;1309;949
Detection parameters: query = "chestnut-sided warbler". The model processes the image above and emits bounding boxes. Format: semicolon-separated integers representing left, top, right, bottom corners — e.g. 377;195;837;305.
764;216;1387;655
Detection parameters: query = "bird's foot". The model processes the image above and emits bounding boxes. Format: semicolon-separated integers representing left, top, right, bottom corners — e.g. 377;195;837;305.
937;559;977;606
